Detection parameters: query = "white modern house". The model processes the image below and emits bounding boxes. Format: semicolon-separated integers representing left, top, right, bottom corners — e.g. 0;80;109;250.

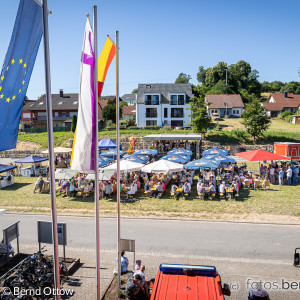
136;83;193;127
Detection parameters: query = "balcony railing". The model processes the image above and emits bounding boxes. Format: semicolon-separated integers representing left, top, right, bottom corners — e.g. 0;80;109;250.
145;100;159;105
146;113;157;118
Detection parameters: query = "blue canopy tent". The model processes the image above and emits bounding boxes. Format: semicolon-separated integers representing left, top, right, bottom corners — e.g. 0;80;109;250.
15;155;48;177
98;139;122;153
168;148;192;156
0;164;17;173
205;155;236;164
101;149;126;157
184;158;220;170
122;154;150;164
15;155;48;163
202;148;228;156
134;149;157;156
160;154;190;164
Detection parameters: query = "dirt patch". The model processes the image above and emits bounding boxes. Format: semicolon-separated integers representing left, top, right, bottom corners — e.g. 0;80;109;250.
15;141;41;150
102;274;128;299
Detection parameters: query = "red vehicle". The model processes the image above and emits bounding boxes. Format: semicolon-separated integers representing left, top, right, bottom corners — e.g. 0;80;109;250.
150;264;230;300
274;142;300;160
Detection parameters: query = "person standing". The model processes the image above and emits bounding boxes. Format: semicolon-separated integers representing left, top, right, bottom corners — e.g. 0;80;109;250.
116;250;129;274
286;166;293;185
279;168;285;185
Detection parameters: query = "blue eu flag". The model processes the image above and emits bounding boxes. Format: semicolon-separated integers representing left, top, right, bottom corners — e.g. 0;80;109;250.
0;0;43;151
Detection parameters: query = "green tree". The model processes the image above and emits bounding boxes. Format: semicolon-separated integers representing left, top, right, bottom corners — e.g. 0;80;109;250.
197;66;207;84
102;104;116;124
132;89;138;93
102;103;123;125
71;114;77;133
189;85;211;134
175;73;191;84
242;99;270;143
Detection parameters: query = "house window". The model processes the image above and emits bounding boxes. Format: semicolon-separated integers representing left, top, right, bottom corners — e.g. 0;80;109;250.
232;109;239;115
146;120;157;126
62;112;66;117
54;112;59;117
146;85;151;89
171;108;184;118
164;120;168;125
164;108;168;118
38;112;47;117
146;108;157;118
23;113;31;118
170;94;185;105
171;120;183;127
211;109;218;114
145;94;159;105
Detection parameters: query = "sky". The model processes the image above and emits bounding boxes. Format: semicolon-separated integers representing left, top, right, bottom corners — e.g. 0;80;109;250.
0;0;300;100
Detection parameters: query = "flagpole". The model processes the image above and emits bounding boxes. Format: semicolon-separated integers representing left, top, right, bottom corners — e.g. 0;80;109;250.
116;30;121;289
42;1;61;299
93;6;101;300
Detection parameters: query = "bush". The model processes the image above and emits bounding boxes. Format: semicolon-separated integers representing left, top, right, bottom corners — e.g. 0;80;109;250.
144;125;160;130
278;111;293;120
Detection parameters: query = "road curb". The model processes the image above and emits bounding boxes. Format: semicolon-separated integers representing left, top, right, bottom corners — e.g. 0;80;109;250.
4;212;300;226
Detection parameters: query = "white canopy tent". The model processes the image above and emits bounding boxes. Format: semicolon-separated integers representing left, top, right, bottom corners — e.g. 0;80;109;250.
141;160;183;173
54;169;78;180
86;169;115;181
103;160;144;172
42;147;72;154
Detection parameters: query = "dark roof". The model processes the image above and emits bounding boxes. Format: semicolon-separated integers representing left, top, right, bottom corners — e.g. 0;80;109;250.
121;93;137;102
205;94;244;109
263;93;300;111
123;105;136;115
136;83;193;104
23;93;78;111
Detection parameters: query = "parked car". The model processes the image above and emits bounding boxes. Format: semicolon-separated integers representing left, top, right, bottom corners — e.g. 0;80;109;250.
228;114;239;118
211;113;221;120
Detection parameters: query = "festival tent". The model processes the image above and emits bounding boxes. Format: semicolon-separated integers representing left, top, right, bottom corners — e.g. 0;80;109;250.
98;159;110;168
168;148;192;156
86;169;115;181
101;149;126;157
99;156;114;162
160;154;190;164
141;160;183;173
103;160;144;172
202;148;228;156
98;139;118;149
55;169;78;180
41;147;72;154
184;158;220;170
205;155;236;164
15;155;48;163
122;154;150;164
234;150;290;162
134;149;157;156
0;164;17;173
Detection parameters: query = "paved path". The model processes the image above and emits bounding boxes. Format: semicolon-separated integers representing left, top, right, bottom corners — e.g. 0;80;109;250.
1;214;300;299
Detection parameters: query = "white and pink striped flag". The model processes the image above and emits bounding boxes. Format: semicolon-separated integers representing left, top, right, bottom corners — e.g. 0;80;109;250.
71;18;96;172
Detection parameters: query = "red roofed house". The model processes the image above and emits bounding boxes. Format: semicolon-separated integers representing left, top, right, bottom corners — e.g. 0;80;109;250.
205;94;244;118
263;92;300;118
20;90;114;131
122;105;136;120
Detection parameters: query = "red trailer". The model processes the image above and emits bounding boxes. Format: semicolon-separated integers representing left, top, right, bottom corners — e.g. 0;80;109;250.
274;142;300;160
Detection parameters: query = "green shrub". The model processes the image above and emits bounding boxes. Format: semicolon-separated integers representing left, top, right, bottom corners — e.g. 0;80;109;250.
278;111;293;120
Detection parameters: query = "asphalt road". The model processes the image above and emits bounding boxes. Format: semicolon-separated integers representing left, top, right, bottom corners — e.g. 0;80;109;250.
1;214;299;263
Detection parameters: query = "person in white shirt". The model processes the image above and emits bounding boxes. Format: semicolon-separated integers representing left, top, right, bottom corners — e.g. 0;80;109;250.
286;166;293;185
269;166;275;183
219;181;226;194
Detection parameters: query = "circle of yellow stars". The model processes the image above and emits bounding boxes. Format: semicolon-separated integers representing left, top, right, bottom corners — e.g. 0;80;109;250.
0;58;27;103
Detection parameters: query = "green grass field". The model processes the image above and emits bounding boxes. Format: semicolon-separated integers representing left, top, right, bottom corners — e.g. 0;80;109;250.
1;175;299;223
17;118;300;149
